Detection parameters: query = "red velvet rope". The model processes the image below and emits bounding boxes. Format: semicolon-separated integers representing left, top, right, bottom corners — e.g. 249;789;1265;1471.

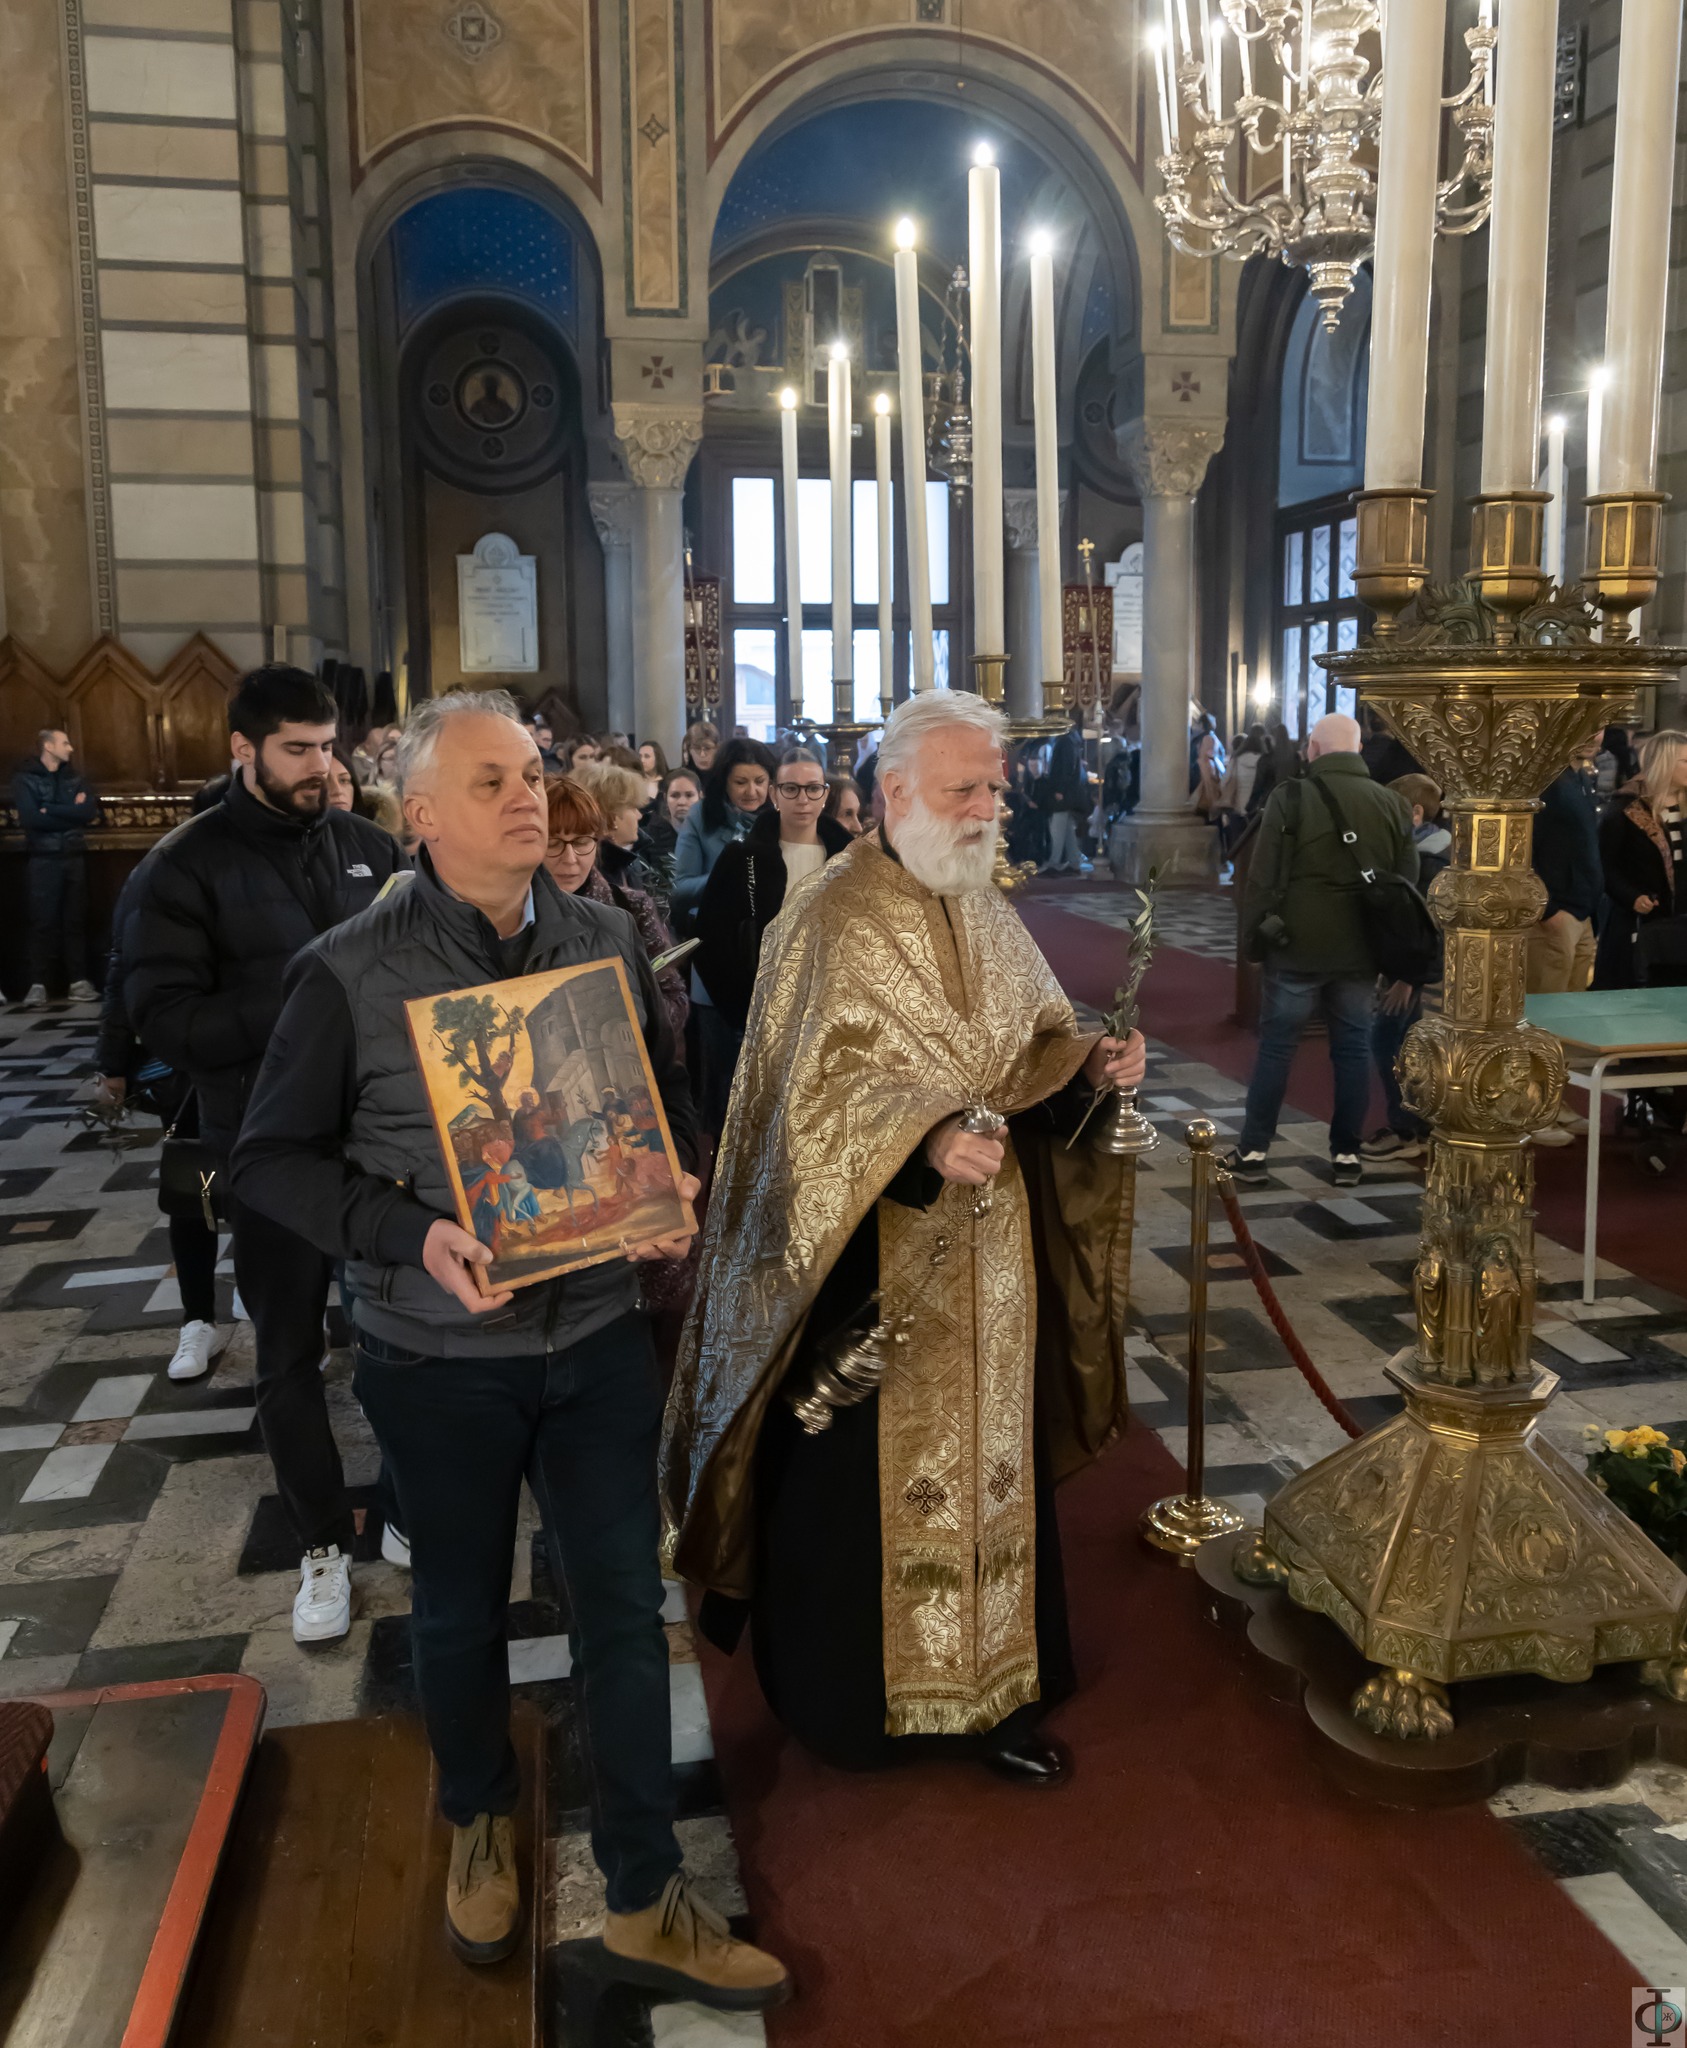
1211;1170;1365;1440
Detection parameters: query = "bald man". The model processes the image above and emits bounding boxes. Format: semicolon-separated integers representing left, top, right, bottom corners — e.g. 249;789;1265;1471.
1231;712;1417;1188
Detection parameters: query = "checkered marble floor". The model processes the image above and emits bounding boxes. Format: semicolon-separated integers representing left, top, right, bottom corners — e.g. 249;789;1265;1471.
0;999;755;2045
7;995;1687;2001
1026;871;1240;960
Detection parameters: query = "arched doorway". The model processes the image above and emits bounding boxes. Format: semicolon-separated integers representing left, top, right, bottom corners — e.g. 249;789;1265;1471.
363;180;606;720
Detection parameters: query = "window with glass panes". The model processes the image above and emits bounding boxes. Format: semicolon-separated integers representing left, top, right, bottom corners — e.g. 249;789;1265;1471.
1275;496;1363;739
719;462;959;739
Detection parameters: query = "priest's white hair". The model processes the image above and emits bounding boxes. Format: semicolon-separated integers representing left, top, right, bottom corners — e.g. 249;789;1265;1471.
876;690;1005;787
394;688;523;795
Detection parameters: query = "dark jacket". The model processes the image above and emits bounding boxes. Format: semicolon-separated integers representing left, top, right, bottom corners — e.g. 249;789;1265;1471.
1533;767;1603;923
12;758;102;853
1596;785;1677;990
1240;752;1418;978
126;774;407;1155
693;808;853;1029
582;842;688;1040
1037;730;1091;816
230;855;697;1359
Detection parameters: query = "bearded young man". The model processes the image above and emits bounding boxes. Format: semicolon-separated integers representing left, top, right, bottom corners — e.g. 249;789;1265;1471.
663;691;1146;1783
127;664;406;1644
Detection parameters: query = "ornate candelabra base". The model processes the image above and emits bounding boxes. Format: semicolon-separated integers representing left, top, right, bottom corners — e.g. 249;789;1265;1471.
1244;1356;1687;1734
1088;1084;1159;1156
1140;1489;1246;1562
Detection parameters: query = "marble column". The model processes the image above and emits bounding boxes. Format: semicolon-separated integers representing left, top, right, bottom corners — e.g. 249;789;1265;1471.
588;483;637;739
1002;488;1066;722
610;403;702;754
1114;418;1225;884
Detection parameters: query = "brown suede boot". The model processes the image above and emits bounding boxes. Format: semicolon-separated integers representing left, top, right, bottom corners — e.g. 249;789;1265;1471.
445;1813;522;1964
602;1873;791;2011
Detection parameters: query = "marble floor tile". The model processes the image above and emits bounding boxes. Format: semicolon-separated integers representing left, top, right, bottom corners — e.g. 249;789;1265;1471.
1560;1871;1687;1983
70;1373;154;1421
21;1444;114;1502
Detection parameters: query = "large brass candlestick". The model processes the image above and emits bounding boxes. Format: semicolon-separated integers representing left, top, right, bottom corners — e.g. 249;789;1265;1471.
1236;489;1687;1738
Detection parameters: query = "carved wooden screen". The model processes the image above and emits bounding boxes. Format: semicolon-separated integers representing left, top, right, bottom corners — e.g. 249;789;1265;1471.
1061;584;1114;719
0;634;238;789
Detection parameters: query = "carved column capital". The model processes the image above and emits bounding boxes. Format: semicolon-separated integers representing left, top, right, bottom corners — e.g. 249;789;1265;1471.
1002;487;1068;552
1116;417;1225;500
611;403;704;492
588;481;638;549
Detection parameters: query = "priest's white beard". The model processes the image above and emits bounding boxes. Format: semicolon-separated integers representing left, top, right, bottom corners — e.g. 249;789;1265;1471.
890;793;998;894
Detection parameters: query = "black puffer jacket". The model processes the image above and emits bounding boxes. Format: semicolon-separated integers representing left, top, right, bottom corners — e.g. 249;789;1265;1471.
12;759;102;852
693;807;853;1028
126;774;406;1154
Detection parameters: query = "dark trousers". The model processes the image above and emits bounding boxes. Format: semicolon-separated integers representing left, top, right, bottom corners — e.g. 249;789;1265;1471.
1372;990;1429;1139
1239;967;1375;1158
353;1312;681;1915
168;1210;219;1326
697;1003;744;1139
226;1191;352;1554
26;854;89;986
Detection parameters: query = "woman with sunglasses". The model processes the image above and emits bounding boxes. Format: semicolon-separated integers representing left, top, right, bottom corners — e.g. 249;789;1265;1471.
692;746;852;1126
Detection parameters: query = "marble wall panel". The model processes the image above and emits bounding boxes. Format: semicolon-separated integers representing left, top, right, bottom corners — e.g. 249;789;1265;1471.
102;329;252;412
258;487;308;566
709;0;906;149
89;121;241;183
107;415;256;478
962;0;1142;164
96;268;250;329
251;341;302;422
351;0;596;188
114;562;261;624
0;0;95;664
625;0;682;313
93;185;246;268
83;0;231;29
84;33;238;121
111;480;260;560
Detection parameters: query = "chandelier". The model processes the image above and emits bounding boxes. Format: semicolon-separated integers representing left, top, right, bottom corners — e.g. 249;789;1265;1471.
1149;1;1496;328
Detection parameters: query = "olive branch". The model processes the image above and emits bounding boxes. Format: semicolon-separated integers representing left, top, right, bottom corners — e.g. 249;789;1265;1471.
1068;866;1159;1148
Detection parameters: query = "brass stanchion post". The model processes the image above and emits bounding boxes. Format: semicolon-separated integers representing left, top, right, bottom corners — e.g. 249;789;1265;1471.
1140;1119;1246;1562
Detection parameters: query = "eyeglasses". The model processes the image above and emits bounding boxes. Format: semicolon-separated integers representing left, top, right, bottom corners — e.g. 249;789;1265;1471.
549;836;597;858
776;782;827;801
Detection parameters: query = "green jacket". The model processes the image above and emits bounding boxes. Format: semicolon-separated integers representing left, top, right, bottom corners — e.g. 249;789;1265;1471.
1240;752;1418;978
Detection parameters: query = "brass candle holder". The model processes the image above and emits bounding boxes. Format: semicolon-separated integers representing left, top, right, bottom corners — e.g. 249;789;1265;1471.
1234;542;1687;1739
1584;489;1668;639
1351;486;1433;635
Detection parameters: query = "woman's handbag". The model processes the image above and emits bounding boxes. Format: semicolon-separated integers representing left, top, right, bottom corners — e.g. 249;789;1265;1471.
159;1093;221;1229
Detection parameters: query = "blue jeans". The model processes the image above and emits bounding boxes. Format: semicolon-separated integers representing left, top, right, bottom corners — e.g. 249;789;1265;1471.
354;1311;681;1914
1239;968;1376;1158
1372;989;1428;1139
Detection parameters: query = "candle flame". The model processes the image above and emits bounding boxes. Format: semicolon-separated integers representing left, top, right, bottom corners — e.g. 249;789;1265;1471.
894;216;917;250
874;393;892;416
1149;25;1165;49
831;340;849;361
972;142;995;167
1029;228;1054;257
1589;365;1610;392
1547;413;1565;433
779;387;798;410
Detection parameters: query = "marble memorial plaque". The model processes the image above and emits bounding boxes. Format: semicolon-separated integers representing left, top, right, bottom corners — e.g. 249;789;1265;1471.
1106;543;1143;677
458;532;538;674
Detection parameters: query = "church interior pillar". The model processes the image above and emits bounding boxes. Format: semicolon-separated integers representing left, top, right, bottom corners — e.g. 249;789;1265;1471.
612;404;701;754
1113;419;1225;883
588;484;637;740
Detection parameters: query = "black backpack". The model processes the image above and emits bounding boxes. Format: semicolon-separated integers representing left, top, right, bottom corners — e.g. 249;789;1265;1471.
1306;774;1442;986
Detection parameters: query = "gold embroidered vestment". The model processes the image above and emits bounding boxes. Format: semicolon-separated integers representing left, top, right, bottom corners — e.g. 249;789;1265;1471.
662;835;1134;1736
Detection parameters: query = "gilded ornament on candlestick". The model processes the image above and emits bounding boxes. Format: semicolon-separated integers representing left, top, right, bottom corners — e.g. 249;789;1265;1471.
1235;488;1687;1739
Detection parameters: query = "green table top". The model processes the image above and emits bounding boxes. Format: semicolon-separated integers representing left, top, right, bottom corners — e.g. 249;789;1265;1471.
1525;986;1687;1056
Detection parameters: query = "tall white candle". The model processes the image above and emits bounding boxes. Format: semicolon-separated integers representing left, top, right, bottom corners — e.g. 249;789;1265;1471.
1363;0;1448;489
874;394;894;718
892;219;935;692
827;343;852;704
1587;367;1607;498
1479;0;1556;494
968;143;1006;660
1601;0;1685;493
779;387;804;720
1152;29;1175;154
1028;231;1063;691
1542;413;1566;584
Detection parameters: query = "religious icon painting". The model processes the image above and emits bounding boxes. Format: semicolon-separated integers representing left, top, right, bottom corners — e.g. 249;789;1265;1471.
405;957;695;1295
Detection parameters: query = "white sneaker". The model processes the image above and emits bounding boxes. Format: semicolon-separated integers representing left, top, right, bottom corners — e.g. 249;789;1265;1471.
167;1319;225;1381
67;979;97;1002
380;1521;412;1569
293;1546;352;1644
232;1288;249;1321
16;984;46;1010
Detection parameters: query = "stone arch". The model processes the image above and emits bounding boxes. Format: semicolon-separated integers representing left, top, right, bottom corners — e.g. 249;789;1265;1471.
698;45;1154;353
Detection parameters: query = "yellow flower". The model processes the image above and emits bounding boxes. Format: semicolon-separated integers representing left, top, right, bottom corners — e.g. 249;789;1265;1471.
1637;1427;1670;1447
1652;1480;1662;1494
1673;1450;1685;1475
1606;1429;1631;1450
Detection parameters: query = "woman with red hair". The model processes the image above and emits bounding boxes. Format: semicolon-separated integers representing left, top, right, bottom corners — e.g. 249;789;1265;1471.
544;777;688;1039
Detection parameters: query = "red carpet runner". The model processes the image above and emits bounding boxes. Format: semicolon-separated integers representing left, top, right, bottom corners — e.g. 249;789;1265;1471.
697;1425;1633;2047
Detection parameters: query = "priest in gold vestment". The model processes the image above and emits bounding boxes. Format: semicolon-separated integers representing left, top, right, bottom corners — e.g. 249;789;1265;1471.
662;693;1143;1783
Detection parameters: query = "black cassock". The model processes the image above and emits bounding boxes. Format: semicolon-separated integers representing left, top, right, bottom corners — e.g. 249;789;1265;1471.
698;1098;1085;1771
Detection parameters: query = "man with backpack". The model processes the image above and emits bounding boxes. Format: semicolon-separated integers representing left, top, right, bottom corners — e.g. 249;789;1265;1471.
1228;713;1420;1188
